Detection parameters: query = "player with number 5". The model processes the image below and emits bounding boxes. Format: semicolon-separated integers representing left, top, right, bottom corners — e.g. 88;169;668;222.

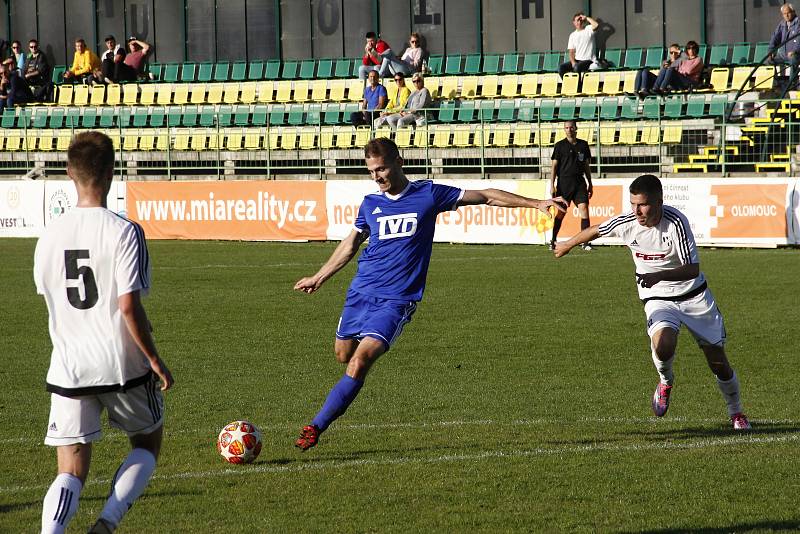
34;131;173;534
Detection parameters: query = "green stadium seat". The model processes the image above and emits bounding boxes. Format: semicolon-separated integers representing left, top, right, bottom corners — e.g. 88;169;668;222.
623;48;643;70
464;54;481;75
753;42;770;63
181;62;198;82
482;54;500;74
709;94;729;117
307;103;322;125
621;97;638;120
517;99;535;122
65;107;80;128
199;105;216;127
445;54;462;75
167;106;182;127
79;107;96;128
118;107;134;128
251;104;268;126
603;48;622;69
686;94;706;117
538;99;556;122
522;53;541;73
148;63;162;81
132;106;149;127
51;65;66;84
269;104;286;126
150;107;165;127
282;60;299;79
708;44;729;65
542;51;562;72
578;98;597;121
317;59;333;79
501;53;519;73
457;100;476;122
478;99;495;122
233;105;250;126
248;61;265;80
698;43;708;63
644;47;664;68
217;105;233;126
662;96;682;119
213;62;230;82
427;55;443;75
48;107;65;129
299;59;315;79
231;61;247;81
323;103;340;125
334;58;352;78
163;63;180;83
1;108;16;128
437;100;456;123
182;105;199;127
599;97;619;120
731;43;751;65
31;107;49;129
557;98;576;121
288;104;305;125
497;99;516;122
264;60;281;79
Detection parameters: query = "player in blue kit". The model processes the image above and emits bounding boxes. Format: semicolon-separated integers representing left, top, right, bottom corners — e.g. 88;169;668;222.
293;138;566;450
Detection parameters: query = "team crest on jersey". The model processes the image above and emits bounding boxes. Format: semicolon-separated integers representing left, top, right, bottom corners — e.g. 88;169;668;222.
377;212;418;240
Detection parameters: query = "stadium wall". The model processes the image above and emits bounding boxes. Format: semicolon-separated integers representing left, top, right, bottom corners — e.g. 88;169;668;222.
1;0;790;65
2;178;798;246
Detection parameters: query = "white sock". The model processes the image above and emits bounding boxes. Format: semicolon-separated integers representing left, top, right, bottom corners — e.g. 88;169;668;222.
98;448;157;528
41;473;83;534
651;350;674;386
716;370;743;417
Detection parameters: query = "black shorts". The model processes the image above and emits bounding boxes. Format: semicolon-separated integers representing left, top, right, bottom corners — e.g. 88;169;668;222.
556;178;589;205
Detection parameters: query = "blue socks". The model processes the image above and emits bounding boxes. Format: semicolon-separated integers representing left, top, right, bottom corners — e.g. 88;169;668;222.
311;375;364;432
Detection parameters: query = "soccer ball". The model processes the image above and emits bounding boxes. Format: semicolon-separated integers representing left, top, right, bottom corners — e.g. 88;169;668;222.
216;420;262;464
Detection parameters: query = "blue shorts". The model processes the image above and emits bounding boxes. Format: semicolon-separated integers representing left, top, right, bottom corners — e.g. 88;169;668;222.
336;288;418;350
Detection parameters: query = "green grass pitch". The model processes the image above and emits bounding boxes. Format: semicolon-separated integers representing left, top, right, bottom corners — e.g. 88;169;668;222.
1;238;798;533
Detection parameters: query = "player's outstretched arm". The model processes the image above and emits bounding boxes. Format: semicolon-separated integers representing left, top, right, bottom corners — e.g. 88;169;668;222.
636;263;700;288
458;189;567;217
294;229;369;294
119;291;174;391
554;225;601;258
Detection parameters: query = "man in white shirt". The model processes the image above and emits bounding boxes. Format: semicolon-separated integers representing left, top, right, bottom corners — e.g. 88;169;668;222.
553;174;750;431
558;12;599;78
34;131;174;534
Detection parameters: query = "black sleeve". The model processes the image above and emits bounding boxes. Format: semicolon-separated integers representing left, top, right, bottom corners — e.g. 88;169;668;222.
551;141;562;161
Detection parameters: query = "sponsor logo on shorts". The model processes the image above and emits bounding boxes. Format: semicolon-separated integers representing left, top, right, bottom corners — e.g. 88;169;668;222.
49;422;58;432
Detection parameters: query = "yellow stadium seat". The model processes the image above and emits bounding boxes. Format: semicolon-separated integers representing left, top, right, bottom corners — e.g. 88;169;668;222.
479;75;499;98
240;82;258;104
329;80;346;102
207;84;224;104
512;124;532;146
395;126;413;148
619;123;638;144
731;67;751;92
375;125;391;140
73;85;90;106
89;85;106;106
424;77;440;99
335;126;354;148
346;79;363;102
174;132;191;150
293;80;310;103
640;124;660;144
173;85;189;105
582;123;595;145
453;124;471;147
499;74;519;98
123;132;139;151
582;72;601;95
520;74;539;97
474;125;489;147
561;73;580;96
600;123;618;145
244;131;262;150
122;83;139;105
139;84;155;105
439;77;458;99
38;130;55;151
663;123;682;143
354;126;371;147
56;131;72;151
537;124;555;146
106;84;122;105
319;126;335;148
267;129;280;150
5;132;22;151
299;126;317;149
189;84;206;104
601;71;621;95
155;132;169;151
432;124;451;147
155;84;172;105
709;68;730;92
23;133;36;151
311;80;328;102
621;70;638;94
256;81;275;103
106;131;120;150
752;66;774;91
492;124;511;147
190;132;207;150
222;83;240;104
208;131;221;150
279;128;297;149
138;133;155;151
539;73;560;97
413;126;429;147
57;84;73;106
461;76;479;98
224;131;243;150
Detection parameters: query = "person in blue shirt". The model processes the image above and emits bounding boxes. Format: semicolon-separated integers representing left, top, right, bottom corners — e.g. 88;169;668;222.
293;138;566;450
769;3;800;89
351;69;387;126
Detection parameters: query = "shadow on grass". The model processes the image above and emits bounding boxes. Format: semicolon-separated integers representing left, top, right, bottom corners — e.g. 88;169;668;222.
623;422;799;441
0;501;39;514
623;519;800;533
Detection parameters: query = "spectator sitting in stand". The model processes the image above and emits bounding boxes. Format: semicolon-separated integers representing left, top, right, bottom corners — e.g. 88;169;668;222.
651;40;704;94
10;40;25;71
351;69;387;126
99;35;129;84
634;43;682;98
124;36;152;80
374;72;411;128
23;39;53;102
386;72;433;128
64;39;100;84
359;31;392;81
2;58;32;111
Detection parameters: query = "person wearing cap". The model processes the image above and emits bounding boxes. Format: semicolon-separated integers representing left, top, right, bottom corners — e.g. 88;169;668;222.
64;39;100;83
100;35;127;84
123;37;151;80
386;72;433;128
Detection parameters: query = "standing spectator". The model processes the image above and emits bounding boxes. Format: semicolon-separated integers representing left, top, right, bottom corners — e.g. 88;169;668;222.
769;3;800;89
549;120;593;251
3;58;32;110
386;72;433;128
374;72;411;128
350;70;387;126
63;38;100;84
559;12;599;78
635;43;681;98
23;39;53;102
359;31;391;81
123;36;152;80
99;35;126;84
652;40;703;94
10;40;25;70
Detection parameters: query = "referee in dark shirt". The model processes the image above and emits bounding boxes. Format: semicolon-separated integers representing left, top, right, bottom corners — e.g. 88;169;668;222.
550;120;593;250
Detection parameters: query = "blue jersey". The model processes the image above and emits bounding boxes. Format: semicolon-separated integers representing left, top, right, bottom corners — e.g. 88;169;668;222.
349;180;464;301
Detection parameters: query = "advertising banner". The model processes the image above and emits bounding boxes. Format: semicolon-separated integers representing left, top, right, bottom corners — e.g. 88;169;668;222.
0;181;45;237
126;181;328;241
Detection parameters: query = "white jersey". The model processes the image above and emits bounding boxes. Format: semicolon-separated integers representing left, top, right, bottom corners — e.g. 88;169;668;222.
567;26;596;62
34;207;152;396
597;205;705;300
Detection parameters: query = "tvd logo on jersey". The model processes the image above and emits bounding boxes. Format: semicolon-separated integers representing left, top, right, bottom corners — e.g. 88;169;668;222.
377;212;418;240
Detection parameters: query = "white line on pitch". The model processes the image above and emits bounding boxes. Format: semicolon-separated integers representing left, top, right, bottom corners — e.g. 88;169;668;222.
1;430;798;495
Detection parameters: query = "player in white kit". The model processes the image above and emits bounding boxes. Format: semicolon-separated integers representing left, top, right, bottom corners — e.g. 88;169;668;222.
34;132;174;534
553;174;750;430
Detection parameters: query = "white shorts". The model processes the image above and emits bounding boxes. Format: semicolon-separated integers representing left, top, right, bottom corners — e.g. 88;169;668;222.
45;375;164;446
644;288;726;347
